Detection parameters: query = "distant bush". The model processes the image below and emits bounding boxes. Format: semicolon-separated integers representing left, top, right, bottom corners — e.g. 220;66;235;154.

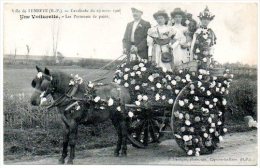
62;60;74;66
232;73;257;81
78;58;104;68
227;79;257;121
41;56;57;66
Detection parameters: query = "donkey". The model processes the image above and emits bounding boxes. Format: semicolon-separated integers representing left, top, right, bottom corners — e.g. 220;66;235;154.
30;66;131;164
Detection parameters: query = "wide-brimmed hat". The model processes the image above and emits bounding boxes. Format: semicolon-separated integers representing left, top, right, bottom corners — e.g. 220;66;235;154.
170;8;185;18
186;13;192;19
153;10;169;21
131;7;143;14
198;6;215;21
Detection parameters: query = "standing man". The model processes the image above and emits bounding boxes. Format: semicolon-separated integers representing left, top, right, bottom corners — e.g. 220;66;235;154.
123;7;151;61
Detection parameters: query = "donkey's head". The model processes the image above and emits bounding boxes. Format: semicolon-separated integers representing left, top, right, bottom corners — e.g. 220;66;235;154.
30;66;53;106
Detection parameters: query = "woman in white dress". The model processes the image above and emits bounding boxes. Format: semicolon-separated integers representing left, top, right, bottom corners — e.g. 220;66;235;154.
147;10;175;72
170;8;190;66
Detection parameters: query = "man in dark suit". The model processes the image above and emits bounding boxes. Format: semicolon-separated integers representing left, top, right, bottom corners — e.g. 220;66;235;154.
123;7;151;60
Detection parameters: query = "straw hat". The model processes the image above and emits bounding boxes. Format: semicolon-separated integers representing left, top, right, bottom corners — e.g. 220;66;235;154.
131;7;143;14
170;8;185;18
153;10;169;21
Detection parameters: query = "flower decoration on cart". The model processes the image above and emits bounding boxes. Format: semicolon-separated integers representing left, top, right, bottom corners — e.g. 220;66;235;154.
113;59;233;156
67;74;126;114
172;70;232;156
193;27;216;64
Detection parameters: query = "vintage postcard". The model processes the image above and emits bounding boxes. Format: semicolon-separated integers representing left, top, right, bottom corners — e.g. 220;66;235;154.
1;0;258;166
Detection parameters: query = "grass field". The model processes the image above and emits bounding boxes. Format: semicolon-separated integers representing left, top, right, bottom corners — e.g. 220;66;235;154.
4;65;114;95
3;65;257;161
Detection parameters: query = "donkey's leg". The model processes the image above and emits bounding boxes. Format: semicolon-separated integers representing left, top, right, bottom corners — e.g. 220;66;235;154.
59;121;69;164
111;117;122;157
121;119;128;157
67;120;78;164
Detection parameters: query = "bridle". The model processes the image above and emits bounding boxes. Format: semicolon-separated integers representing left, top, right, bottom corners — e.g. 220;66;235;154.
37;73;92;110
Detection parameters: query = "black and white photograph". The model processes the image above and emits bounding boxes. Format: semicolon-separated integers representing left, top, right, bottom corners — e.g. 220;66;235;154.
0;0;258;166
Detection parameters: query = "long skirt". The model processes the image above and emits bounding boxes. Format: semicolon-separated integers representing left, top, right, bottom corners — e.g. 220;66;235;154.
171;42;190;66
152;44;172;72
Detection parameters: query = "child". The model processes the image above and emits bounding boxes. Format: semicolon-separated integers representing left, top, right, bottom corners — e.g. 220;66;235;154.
190;6;216;69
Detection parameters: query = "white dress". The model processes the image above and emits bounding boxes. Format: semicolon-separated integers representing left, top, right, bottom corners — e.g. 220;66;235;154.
171;24;190;66
147;25;176;72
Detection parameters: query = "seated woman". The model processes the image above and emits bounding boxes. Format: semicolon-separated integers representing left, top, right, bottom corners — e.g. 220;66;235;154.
169;8;191;66
147;10;175;72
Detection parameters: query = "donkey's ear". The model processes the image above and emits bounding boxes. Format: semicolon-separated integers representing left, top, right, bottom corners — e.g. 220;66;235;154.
36;65;43;72
44;67;50;76
31;79;36;88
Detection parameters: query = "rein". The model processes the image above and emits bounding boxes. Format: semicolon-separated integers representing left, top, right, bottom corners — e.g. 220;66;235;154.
92;55;127;82
46;84;89;110
46;85;73;109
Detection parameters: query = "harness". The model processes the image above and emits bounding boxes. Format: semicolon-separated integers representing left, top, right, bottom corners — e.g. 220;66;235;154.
45;82;94;112
43;75;112;112
41;77;94;126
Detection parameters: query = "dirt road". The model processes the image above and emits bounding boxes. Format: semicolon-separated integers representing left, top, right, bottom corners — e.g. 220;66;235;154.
5;130;257;165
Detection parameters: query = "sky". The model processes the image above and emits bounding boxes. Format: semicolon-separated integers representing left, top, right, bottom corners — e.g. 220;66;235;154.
3;2;258;65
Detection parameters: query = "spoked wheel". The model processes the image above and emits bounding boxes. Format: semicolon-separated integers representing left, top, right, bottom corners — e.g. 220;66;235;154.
171;81;227;156
128;109;164;148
